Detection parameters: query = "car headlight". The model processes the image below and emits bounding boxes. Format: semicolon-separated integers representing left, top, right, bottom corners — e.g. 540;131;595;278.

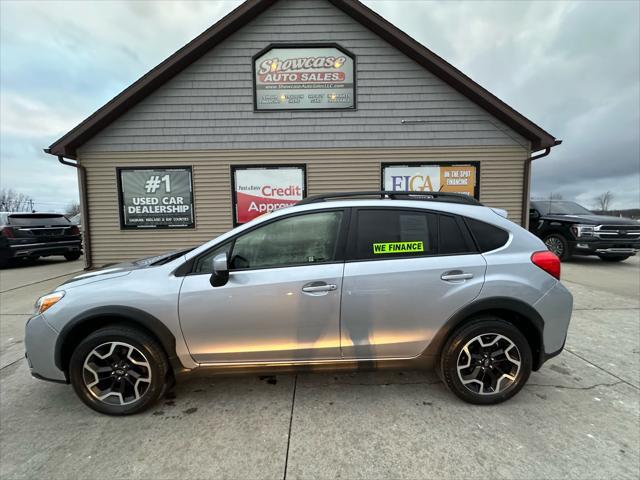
570;224;595;238
34;291;65;315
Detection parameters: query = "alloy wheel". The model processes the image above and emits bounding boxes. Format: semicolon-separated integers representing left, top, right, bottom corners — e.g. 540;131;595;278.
544;236;564;257
456;333;521;395
82;341;152;406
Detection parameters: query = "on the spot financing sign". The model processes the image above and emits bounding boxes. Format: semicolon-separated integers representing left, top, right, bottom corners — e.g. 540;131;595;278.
233;166;305;225
383;164;478;198
118;167;194;228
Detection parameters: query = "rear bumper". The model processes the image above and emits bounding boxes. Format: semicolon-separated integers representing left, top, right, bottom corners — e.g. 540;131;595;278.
24;314;68;383
1;240;81;260
534;281;573;367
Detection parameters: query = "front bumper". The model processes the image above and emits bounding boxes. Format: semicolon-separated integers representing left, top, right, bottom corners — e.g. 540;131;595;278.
534;281;573;367
570;239;640;256
24;314;68;383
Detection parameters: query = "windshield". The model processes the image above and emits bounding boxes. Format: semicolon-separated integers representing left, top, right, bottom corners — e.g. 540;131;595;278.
532;201;593;215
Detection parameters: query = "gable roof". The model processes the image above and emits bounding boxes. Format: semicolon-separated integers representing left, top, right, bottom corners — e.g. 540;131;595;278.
47;0;559;159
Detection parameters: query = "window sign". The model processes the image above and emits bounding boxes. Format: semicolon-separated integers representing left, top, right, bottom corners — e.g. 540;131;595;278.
117;167;194;229
254;45;355;110
232;166;306;225
382;163;479;198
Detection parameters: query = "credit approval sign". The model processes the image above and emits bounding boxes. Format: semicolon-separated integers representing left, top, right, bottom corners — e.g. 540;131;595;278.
382;163;478;198
232;166;305;225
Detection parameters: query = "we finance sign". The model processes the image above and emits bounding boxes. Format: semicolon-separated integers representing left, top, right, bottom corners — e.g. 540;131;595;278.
383;163;479;198
232;166;306;225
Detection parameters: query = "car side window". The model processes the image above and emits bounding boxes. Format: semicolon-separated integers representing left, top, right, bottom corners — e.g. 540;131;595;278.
438;214;475;255
194;242;232;273
229;210;344;270
352;209;437;260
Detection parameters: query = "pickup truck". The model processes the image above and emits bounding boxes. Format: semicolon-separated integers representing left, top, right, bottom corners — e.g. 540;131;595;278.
0;212;82;268
529;200;640;262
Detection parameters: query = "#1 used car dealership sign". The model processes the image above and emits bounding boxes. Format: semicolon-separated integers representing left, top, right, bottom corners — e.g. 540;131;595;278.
254;45;355;110
118;167;194;228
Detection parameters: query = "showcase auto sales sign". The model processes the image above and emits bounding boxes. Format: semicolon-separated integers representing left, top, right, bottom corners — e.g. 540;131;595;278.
254;46;355;110
233;167;305;224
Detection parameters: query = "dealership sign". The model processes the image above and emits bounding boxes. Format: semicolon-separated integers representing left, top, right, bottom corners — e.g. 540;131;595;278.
383;163;478;198
117;167;194;229
232;166;306;225
254;45;355;110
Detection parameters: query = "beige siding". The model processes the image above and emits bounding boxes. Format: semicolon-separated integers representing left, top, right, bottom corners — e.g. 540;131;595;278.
80;146;527;266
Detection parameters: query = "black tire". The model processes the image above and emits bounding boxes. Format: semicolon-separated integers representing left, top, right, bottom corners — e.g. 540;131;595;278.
64;251;81;261
69;325;169;415
597;254;631;262
542;233;571;261
439;317;532;405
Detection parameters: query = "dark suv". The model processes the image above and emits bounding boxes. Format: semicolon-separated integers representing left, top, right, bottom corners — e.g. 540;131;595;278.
0;213;82;268
529;200;640;262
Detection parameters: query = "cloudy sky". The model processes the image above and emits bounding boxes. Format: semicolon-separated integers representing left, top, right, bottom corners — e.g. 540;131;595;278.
1;0;638;212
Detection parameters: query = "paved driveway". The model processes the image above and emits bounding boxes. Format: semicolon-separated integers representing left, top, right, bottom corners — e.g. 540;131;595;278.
0;257;638;479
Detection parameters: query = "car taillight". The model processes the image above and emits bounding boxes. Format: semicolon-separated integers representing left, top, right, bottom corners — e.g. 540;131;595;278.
531;250;561;280
69;225;80;235
1;227;14;238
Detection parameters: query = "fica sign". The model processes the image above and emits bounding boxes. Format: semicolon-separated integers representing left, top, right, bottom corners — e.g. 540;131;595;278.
253;45;355;110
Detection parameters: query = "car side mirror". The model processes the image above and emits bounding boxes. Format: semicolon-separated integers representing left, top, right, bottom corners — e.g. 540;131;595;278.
529;209;540;220
209;253;229;287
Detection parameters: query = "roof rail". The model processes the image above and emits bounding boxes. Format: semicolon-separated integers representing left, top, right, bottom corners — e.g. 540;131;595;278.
296;191;483;206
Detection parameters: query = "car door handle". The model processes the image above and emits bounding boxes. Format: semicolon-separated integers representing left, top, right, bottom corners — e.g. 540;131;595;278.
441;271;474;281
302;282;337;293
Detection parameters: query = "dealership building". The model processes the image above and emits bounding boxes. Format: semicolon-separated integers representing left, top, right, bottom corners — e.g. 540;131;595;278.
47;0;560;268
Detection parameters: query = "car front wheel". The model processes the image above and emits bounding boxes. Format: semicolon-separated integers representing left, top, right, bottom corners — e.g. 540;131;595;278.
439;318;532;405
69;325;169;415
543;233;570;261
64;251;81;261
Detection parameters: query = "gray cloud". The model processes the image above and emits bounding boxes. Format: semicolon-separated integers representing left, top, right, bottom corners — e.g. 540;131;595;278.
1;0;638;211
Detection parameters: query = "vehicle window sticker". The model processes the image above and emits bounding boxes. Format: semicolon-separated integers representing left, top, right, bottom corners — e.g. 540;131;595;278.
372;241;425;254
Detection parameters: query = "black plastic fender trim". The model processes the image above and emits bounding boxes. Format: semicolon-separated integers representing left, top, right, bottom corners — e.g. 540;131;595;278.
54;306;184;374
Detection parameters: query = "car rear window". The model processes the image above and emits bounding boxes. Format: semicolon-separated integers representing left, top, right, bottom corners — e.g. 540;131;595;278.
465;217;509;252
7;214;70;226
352;209;437;260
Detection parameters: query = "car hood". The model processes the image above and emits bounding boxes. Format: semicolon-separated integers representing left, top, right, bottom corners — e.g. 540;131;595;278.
58;249;190;289
542;214;639;225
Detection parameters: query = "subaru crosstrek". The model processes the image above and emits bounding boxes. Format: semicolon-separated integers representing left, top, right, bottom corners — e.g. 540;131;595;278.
25;192;572;415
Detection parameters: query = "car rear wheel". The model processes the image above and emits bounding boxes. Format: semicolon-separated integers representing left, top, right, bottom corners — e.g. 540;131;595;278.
64;252;81;261
69;326;169;415
439;317;532;405
543;233;570;261
597;254;631;262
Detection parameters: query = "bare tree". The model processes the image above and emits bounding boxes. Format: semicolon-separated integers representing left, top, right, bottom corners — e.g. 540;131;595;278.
65;202;81;217
0;189;34;212
595;191;614;211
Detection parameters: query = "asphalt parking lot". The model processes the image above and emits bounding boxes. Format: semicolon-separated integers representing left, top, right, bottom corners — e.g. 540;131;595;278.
0;256;638;479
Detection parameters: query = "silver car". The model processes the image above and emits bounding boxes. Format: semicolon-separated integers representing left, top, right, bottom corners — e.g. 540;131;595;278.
25;192;572;415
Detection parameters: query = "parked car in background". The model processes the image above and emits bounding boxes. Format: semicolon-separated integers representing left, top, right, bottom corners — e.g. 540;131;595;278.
0;212;82;268
25;192;572;415
529;200;640;262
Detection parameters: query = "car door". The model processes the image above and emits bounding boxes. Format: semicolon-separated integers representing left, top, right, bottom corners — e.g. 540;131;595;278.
340;208;486;359
178;209;348;364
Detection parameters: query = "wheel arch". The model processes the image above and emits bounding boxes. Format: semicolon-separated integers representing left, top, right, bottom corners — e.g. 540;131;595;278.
426;297;546;371
55;306;184;377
